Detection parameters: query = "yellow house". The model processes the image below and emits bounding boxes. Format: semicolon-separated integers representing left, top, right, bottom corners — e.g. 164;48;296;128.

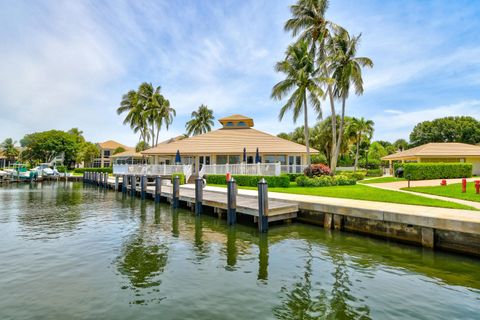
141;114;317;175
93;140;132;168
382;142;480;175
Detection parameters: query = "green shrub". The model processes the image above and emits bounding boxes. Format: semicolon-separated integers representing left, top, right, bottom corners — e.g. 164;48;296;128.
337;171;366;181
304;164;332;177
295;174;356;187
73;167;113;174
206;174;290;188
403;163;472;180
285;173;304;182
172;173;186;185
358;158;381;169
310;153;328;164
56;166;68;172
366;169;383;177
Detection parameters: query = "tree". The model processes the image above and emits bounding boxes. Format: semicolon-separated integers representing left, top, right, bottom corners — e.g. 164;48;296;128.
185;104;215;136
1;138;19;161
393;139;408;152
136;141;150;153
20;130;81;166
350;117;374;172
113;147;126;155
310;116;352;165
78;142;100;166
409;116;480;147
117;89;148;143
271;40;323;166
368;141;387;160
327;28;373;171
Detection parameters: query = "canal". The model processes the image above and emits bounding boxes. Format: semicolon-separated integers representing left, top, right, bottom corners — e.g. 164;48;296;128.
1;182;479;319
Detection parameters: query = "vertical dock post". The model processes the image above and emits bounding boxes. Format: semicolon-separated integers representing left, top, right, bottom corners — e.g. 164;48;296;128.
130;175;136;197
140;175;147;200
227;177;237;225
101;173;105;187
104;173;108;189
257;178;268;233
114;175;119;191
93;172;97;186
82;172;86;184
122;175;127;193
172;175;180;208
87;172;90;184
194;176;203;215
155;176;162;203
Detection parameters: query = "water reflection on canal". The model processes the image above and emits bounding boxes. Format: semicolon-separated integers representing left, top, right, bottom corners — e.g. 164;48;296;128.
0;182;479;319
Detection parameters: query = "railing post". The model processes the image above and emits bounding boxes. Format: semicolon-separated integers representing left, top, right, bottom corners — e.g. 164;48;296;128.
227;177;237;225
155;176;162;203
257;178;268;232
257;162;261;175
195;176;203;215
275;162;281;176
140;175;147;200
114;175;119;191
172;175;180;208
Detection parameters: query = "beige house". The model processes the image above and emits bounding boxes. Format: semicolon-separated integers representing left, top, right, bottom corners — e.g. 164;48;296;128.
382;142;480;175
141;114;317;175
94;140;132;168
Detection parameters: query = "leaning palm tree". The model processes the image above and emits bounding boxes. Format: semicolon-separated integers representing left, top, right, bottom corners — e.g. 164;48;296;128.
1;138;19;162
156;98;176;145
271;40;323;166
327;29;373;170
117;89;149;143
350;117;374;172
185;105;215;136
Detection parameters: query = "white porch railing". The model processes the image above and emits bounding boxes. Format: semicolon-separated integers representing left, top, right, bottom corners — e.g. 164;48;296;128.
280;165;307;174
199;163;282;176
113;164;193;182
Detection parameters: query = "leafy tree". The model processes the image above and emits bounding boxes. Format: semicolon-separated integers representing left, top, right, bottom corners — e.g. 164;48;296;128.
20;130;80;166
78;142;100;166
311;116;352;165
393;139;409;152
1;138;19;161
368;141;387;160
68;128;85;145
113;147;126;155
136;141;150;153
409;116;480;146
350;117;374;172
185;104;215;136
271;40;323;165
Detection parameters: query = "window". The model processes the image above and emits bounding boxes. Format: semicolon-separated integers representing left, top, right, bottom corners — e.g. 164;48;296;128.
264;155;287;164
226;122;234;127
217;155;228;164
93;160;102;168
229;155;240;164
103;150;111;158
238;121;247;127
103;161;110;167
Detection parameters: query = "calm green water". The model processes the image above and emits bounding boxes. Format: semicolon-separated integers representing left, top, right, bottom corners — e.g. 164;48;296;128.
1;182;480;319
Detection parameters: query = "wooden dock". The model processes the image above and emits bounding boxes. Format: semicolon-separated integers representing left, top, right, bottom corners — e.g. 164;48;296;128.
99;176;298;228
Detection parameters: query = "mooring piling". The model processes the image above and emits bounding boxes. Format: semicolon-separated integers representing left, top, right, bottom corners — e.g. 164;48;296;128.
194;176;203;215
172;176;180;208
227;177;237;225
140;175;147;200
257;178;268;232
155;176;162;203
122;175;127;193
130;175;136;197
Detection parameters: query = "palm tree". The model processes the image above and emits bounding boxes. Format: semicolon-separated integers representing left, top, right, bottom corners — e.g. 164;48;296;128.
185;104;215;136
350;117;374;172
1;138;19;162
117;89;149;143
271;40;323;166
328;29;373;171
157;98;176;145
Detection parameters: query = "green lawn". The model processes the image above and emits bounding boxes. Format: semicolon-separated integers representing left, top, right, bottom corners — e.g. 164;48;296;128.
404;182;480;203
210;182;476;210
359;176;405;184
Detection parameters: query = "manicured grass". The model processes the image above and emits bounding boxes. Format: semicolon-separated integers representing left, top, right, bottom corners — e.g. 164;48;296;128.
404;182;480;203
359;177;405;184
210;183;476;210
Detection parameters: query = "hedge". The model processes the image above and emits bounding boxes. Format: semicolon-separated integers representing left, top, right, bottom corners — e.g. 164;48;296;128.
206;174;290;188
336;171;366;181
73;167;113;174
285;173;304;182
366;169;383;177
403;163;472;180
171;173;186;185
295;174;356;187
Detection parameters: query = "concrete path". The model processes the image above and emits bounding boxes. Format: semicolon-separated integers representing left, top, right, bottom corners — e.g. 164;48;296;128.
367;177;480;210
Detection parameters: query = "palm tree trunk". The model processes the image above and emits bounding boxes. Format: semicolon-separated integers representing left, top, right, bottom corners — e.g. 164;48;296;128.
333;96;346;171
155;123;161;146
303;93;311;166
328;85;337;169
354;134;360;173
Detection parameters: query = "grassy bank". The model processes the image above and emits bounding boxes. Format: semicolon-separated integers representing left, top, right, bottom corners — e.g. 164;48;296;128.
210;182;476;210
359;177;405;184
404;182;480;203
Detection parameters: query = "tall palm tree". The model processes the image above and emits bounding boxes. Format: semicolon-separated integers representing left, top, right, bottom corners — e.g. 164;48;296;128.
350;117;374;172
117;89;148;143
1;138;19;161
328;29;373;170
271;40;323;165
185;104;215;136
284;0;342;170
156;98;176;145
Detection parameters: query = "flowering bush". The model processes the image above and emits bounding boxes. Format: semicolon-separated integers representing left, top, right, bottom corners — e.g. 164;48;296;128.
304;164;332;177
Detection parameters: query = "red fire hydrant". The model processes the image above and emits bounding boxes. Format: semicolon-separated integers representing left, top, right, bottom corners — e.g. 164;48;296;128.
462;178;467;193
475;180;480;194
226;172;231;182
441;179;447;186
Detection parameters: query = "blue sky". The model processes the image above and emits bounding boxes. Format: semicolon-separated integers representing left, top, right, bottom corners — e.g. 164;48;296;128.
1;0;480;146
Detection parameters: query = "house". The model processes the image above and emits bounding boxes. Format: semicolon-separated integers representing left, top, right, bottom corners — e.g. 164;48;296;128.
93;140;132;168
382;142;480;175
141;114;317;175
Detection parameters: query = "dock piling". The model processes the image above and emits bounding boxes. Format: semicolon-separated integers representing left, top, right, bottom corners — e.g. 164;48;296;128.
195;176;203;215
140;175;147;200
122;175;127;193
114;176;119;191
257;178;268;233
227;177;237;225
155;176;162;203
130;175;136;197
104;173;108;189
172;176;180;208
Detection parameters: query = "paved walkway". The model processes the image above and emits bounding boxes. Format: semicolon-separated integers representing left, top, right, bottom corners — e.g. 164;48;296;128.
367;177;480;210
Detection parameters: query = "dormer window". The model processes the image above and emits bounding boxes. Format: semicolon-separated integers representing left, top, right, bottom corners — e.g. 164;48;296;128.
226;122;234;127
218;114;254;128
238;121;247;127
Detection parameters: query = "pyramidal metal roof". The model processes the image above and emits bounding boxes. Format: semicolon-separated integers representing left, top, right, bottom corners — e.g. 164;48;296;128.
382;142;480;160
